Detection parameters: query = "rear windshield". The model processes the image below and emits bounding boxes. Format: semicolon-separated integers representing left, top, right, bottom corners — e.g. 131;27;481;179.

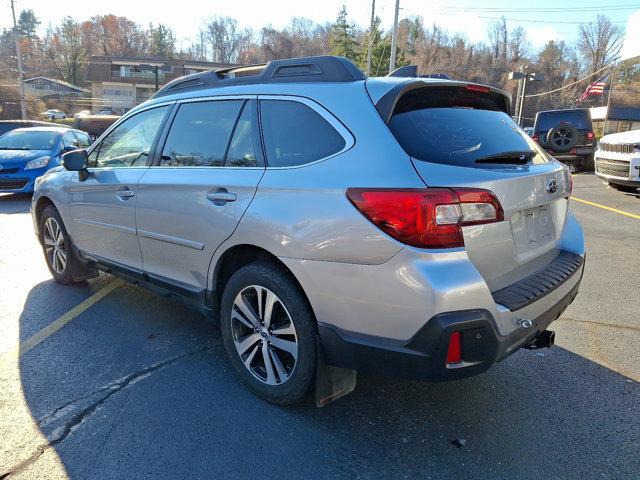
535;111;590;132
0;130;58;150
388;88;546;168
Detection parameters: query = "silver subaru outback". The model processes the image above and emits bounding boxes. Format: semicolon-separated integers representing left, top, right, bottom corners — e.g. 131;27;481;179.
31;56;585;405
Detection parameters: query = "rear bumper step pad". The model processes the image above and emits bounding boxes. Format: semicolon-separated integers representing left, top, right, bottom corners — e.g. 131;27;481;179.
491;250;584;311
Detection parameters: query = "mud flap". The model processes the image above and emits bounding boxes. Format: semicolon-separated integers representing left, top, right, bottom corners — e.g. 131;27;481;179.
315;341;357;407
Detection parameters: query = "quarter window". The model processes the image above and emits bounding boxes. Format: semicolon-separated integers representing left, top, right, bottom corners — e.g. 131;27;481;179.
73;131;91;148
90;106;169;168
260;100;346;167
61;131;78;149
160;100;243;167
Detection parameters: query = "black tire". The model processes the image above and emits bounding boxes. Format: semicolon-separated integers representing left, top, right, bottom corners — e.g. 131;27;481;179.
220;262;317;405
548;124;578;153
39;205;84;284
582;154;595;172
609;182;638;193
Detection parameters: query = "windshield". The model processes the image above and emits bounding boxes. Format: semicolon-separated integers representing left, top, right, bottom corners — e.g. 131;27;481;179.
535;111;590;132
0;131;58;150
389;105;548;168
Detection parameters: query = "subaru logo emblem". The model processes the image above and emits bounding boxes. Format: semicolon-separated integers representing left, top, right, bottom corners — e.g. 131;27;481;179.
546;179;558;194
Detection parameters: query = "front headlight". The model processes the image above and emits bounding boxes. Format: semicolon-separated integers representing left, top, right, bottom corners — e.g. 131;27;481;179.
24;156;51;170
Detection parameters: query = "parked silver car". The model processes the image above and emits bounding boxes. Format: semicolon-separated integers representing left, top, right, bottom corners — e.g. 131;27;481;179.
31;56;585;404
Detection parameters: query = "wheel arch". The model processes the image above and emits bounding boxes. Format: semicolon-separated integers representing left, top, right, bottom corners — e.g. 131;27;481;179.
33;195;57;238
211;244;315;322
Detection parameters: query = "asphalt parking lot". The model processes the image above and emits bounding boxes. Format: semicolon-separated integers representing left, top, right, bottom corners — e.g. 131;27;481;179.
0;172;638;479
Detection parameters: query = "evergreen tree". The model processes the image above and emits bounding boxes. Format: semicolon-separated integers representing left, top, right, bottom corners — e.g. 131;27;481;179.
18;10;40;39
329;6;358;62
149;24;176;59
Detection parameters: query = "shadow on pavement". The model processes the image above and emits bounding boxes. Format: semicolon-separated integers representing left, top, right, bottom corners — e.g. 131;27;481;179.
13;278;640;479
0;193;32;215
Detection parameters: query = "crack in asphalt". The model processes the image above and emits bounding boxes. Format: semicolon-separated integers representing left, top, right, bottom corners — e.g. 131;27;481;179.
0;345;211;479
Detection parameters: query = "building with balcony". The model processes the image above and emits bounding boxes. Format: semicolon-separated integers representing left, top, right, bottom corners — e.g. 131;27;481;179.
85;56;234;114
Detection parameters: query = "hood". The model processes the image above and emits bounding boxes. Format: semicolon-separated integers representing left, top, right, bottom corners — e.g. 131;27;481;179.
0;149;53;164
600;129;640;145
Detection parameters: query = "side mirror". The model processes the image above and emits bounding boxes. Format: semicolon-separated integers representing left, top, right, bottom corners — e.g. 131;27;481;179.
62;149;88;173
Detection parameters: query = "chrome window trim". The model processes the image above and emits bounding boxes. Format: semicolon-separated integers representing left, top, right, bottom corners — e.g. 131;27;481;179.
150;95;262;170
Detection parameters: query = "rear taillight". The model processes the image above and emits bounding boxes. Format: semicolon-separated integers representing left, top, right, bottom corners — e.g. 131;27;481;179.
532;134;540;143
586;131;595;141
346;187;504;249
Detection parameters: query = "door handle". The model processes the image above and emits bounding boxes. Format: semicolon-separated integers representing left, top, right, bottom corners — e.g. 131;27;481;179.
116;189;135;199
206;190;237;205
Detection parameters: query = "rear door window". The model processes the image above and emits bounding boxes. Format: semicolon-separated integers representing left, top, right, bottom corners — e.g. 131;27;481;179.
160;100;243;167
535;111;590;132
388;87;545;168
260;100;346;167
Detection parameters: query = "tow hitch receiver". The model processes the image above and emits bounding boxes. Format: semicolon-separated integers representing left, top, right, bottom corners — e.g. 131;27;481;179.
523;330;555;350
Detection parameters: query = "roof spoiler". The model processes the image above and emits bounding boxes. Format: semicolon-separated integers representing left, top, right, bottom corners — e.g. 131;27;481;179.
153;56;366;99
375;80;512;124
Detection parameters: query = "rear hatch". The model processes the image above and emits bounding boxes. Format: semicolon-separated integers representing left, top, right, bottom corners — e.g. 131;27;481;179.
533;110;594;153
375;81;571;291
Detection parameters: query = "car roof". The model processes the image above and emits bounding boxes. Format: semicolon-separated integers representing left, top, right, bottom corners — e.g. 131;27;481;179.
9;126;74;134
0;119;63;126
536;108;590;115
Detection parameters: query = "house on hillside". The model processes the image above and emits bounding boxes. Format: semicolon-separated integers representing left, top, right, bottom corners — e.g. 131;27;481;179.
24;77;89;98
86;56;234;114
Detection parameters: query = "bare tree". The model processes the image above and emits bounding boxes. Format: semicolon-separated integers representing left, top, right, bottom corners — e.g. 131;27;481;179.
577;15;624;73
508;26;529;64
487;17;508;67
42;17;88;85
204;16;252;64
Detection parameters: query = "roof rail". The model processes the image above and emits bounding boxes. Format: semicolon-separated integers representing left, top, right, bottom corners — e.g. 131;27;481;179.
153;56;366;99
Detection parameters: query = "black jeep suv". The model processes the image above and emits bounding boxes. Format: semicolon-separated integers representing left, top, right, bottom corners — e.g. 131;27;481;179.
532;108;596;172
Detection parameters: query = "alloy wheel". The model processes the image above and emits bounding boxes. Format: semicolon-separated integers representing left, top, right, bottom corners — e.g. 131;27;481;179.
231;285;298;385
43;217;67;274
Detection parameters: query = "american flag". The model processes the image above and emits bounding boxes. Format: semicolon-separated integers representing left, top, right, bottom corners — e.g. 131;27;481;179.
579;74;608;101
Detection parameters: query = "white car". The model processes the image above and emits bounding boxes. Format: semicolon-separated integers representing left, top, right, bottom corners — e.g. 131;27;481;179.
595;130;640;192
41;109;66;120
73;110;90;118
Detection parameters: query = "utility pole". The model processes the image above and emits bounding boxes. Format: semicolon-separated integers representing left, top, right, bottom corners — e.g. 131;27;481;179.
389;0;400;73
517;74;528;126
10;0;27;120
365;0;376;76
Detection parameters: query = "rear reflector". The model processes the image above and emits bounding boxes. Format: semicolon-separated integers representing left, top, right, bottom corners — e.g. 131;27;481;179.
346;187;503;249
446;331;462;364
586;131;595;141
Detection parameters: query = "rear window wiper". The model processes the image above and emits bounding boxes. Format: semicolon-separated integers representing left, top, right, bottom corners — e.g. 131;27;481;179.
474;150;535;164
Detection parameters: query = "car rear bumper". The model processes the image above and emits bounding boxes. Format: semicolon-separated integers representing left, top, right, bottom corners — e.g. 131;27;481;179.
318;259;583;381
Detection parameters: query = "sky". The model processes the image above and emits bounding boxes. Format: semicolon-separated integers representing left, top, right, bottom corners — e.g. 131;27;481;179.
2;0;637;51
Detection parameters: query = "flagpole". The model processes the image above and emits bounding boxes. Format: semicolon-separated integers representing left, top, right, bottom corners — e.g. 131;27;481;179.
602;66;616;137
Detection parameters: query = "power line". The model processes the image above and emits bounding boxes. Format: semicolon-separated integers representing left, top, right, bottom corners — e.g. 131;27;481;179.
524;63;614;98
432;4;640;13
430;11;629;25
